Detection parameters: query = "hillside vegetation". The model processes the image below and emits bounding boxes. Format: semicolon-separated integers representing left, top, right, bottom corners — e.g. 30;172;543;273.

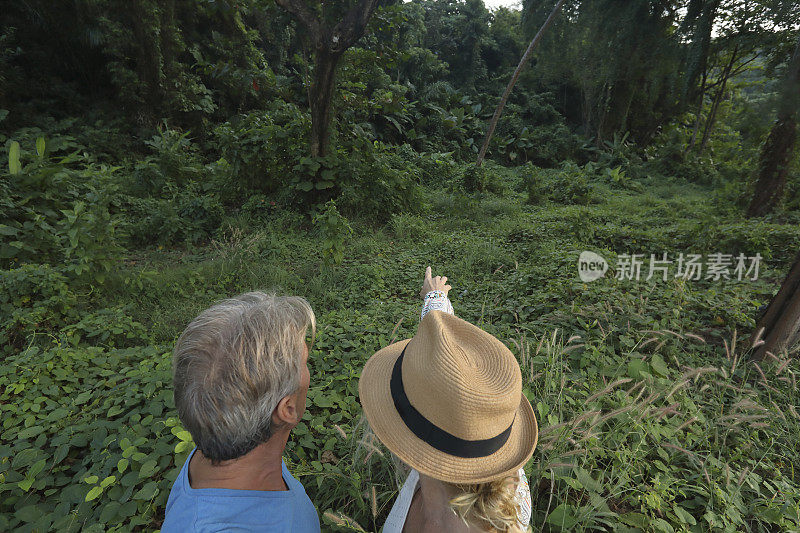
2;0;800;531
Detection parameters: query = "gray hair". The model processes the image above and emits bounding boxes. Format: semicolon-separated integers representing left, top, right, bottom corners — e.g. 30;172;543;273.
173;292;315;463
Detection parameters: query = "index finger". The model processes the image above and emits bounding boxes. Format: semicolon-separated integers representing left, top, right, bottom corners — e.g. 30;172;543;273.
425;266;432;280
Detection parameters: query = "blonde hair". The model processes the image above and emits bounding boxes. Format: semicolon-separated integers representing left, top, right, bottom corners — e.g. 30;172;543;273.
448;475;522;532
173;292;315;463
356;417;526;532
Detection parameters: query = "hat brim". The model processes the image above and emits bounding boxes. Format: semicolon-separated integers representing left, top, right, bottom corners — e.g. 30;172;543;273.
359;338;538;485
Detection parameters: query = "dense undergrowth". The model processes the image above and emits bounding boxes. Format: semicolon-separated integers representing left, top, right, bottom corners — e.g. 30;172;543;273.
2;120;800;533
3;0;800;530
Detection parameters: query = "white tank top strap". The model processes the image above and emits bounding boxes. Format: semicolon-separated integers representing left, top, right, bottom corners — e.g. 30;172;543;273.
381;468;532;532
382;469;419;533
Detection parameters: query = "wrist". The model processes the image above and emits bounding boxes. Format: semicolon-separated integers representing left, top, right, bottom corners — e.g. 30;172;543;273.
423;290;448;300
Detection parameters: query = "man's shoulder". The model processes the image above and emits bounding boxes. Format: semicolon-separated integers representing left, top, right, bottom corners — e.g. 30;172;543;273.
161;462;320;533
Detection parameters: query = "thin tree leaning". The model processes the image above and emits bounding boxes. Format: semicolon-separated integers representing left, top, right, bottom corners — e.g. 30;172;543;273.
475;0;567;168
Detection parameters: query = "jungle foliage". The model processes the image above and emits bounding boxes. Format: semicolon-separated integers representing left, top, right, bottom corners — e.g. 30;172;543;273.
1;0;800;531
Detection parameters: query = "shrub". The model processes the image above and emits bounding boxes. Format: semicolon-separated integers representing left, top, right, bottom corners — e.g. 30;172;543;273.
523;162;595;205
61;307;149;348
117;127;226;245
338;142;424;221
490;96;579;167
415;150;460;186
0;264;77;352
783;168;800;215
240;194;278;220
462;164;490;193
461;160;511;194
120;186;224;246
214;102;310;198
1;137;121;279
313;200;353;266
689;220;800;267
641;121;755;185
175;190;225;242
127;127;205;198
389;212;428;242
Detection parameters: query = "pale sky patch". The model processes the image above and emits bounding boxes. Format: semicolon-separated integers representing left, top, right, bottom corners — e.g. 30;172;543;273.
483;0;522;10
403;0;523;11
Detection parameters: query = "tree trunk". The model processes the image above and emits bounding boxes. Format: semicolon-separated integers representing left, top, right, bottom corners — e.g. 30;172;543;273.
745;117;798;217
749;249;800;361
595;82;613;144
697;45;738;154
746;35;800;218
475;0;566;167
680;0;719;112
581;85;593;135
273;0;379;162
310;48;341;158
130;1;164;122
685;68;707;153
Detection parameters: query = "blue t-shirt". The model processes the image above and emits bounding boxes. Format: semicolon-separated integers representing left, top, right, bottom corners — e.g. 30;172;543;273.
161;448;321;533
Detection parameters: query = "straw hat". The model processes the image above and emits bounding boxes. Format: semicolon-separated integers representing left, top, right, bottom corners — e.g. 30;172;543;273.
359;310;538;484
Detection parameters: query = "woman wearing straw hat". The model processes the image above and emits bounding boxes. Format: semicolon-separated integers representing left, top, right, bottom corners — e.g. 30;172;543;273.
359;267;538;533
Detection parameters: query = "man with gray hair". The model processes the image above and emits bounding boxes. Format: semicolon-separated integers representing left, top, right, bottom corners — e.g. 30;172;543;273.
161;292;320;532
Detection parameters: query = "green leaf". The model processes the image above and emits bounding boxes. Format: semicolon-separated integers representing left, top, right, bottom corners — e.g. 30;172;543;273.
547;503;579;529
100;476;116;489
15;505;42;523
650;354;669;377
138;459;158;478
175;440;193;453
29;458;47;478
120;472;138;487
99;502;121;523
9;141;21;175
651;518;675;533
627;359;647;379
85;486;103;502
175;430;193;442
54;444;70;465
117;458;129;473
620;512;649;528
313;395;335;408
575;467;601;492
132;481;158;501
673;504;697;525
0;224;18;236
17;425;45;439
84;475;99;484
119;501;138;517
36;137;46;158
75;391;92;405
